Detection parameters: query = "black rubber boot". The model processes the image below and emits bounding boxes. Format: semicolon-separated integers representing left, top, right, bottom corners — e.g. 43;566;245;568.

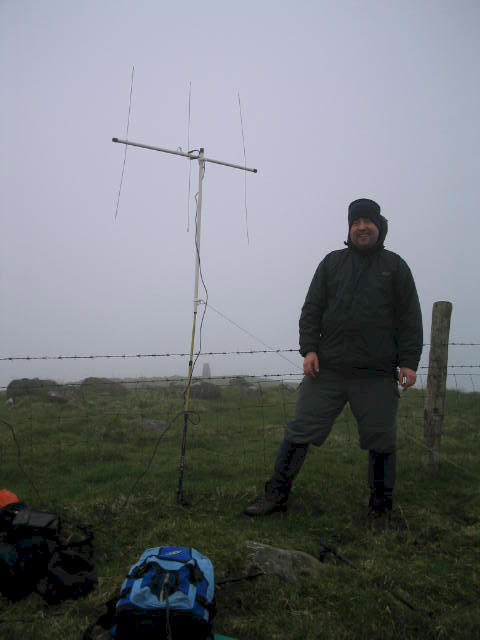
244;440;308;517
244;479;289;516
368;450;395;531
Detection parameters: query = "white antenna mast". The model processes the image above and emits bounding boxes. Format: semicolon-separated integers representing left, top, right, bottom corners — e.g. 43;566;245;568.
112;136;258;504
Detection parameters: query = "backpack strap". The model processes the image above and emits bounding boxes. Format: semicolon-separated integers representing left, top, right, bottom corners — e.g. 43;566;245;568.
82;595;118;639
130;548;202;584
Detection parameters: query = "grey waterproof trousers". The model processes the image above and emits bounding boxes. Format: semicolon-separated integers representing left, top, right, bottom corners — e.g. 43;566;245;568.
285;368;399;451
272;368;400;497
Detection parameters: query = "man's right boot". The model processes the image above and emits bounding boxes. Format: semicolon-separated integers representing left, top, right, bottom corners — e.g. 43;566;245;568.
244;480;289;516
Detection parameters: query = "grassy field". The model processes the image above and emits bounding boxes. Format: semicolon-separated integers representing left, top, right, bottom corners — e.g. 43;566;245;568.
0;381;479;639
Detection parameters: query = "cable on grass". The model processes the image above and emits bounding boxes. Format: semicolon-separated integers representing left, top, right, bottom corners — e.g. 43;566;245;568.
115;409;188;515
0;409;198;537
317;539;432;617
216;571;265;586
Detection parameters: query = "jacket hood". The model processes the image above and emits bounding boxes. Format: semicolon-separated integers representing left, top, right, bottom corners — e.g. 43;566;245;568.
344;214;388;252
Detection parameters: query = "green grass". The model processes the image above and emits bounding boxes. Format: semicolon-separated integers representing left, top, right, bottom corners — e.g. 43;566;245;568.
0;385;479;639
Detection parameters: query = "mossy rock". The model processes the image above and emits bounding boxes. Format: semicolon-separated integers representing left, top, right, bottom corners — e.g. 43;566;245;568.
190;381;222;400
80;377;126;396
6;378;58;401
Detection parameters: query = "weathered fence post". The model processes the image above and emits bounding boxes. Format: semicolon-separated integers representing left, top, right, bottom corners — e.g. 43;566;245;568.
423;301;453;471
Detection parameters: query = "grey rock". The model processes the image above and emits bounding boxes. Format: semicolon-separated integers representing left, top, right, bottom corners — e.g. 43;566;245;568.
245;540;324;584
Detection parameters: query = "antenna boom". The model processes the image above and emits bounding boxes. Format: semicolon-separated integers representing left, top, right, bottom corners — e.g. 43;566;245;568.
112;137;257;173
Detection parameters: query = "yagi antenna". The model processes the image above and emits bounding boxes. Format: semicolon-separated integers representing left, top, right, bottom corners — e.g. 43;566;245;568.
112;136;258;505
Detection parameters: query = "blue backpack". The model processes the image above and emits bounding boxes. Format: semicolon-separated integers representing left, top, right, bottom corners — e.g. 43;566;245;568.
111;546;216;639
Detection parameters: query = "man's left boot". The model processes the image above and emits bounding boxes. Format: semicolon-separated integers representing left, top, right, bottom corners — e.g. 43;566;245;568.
244;439;309;517
368;487;392;531
244;478;290;516
368;450;395;531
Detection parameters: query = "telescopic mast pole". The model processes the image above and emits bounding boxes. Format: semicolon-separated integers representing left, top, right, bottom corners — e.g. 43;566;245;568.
178;148;204;505
111;137;257;504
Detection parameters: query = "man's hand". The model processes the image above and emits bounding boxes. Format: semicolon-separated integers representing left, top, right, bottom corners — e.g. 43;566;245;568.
303;352;320;378
399;367;416;391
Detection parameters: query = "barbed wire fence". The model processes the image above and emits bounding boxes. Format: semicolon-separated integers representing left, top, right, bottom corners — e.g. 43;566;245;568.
0;343;479;508
2;342;480;362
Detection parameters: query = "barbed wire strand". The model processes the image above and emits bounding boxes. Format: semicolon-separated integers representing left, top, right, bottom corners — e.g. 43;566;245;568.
3;371;480;393
2;343;479;363
0;349;297;361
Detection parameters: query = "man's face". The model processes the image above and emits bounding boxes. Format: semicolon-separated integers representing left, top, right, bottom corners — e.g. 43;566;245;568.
349;217;379;250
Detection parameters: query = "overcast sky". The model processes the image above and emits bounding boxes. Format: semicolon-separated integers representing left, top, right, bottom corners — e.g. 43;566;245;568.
1;0;479;391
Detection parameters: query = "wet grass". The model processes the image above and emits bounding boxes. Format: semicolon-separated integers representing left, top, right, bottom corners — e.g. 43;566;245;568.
0;385;478;639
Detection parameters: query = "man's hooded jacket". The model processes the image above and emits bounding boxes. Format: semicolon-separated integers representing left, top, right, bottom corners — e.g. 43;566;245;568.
299;214;423;376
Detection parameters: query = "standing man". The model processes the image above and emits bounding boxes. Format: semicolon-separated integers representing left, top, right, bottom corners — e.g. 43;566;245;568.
245;199;423;524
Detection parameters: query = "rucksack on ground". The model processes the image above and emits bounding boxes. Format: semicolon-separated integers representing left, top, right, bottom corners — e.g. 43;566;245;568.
111;546;216;639
0;501;97;603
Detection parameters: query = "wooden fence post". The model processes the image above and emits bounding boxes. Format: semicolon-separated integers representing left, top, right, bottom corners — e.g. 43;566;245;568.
423;301;453;471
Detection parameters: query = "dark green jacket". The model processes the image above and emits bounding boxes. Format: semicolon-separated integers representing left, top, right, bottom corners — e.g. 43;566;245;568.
299;225;423;376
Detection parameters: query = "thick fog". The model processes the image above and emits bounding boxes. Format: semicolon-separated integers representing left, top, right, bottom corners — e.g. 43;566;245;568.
1;1;479;391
